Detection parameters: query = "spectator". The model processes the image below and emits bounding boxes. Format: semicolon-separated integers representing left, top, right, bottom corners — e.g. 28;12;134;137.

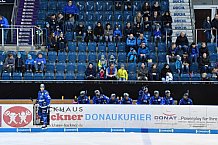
115;1;122;11
138;42;150;62
48;32;57;51
201;72;210;81
162;11;172;26
56;13;65;31
98;54;107;71
3;53;15;73
166;43;179;64
108;94;120;104
94;22;104;42
149;63;159;81
162;90;174;105
106;63;117;80
77;91;90;104
176;32;189;53
137;86;150;104
151;11;161;24
123;22;133;41
46;14;57;33
175;55;182;74
137;33;148;47
143;16;152;32
134;12;143;26
199;42;209;58
35;53;46;73
199;53;210;73
15;53;24;73
92;90;109;104
181;52;190;73
57;32;66;51
202;16;212;43
108;54;117;66
117;64;128;81
124;0;132;11
141;2;150;17
98;68;106;80
153;24;162;46
113;25;122;43
127;47;137;63
65;14;75;31
137;62;148;80
121;93;133;104
54;26;62;39
179;93;193;105
74;22;85;41
85;63;97;80
0;15;9;43
84;26;94;43
25;54;34;72
188;42;199;63
211;67;218;80
126;33;137;53
161;64;173;82
152;1;160;12
134;23;142;38
63;0;79;21
211;14;218;42
149;90;163;105
104;23;113;42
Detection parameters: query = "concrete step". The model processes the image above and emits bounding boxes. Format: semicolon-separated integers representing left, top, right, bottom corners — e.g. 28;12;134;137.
170;9;190;13
172;29;193;35
172;23;192;26
169;0;190;3
173;18;192;23
172;25;193;30
171;12;190;16
169;3;190;7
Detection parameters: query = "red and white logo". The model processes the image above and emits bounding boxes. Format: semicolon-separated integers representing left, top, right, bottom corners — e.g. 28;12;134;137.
3;106;32;127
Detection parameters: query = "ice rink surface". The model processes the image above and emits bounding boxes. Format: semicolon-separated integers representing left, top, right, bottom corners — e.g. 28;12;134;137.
0;132;217;145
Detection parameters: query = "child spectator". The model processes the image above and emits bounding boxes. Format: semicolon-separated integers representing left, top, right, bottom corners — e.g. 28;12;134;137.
134;12;143;26
127;47;137;62
179;93;193;105
113;25;122;43
25;54;34;72
106;63;117;80
108;54;117;66
188;42;199;63
199;53;211;73
48;32;57;51
117;63;128;81
98;55;107;71
126;33;137;53
161;63;173;82
137;33;148;47
121;93;133;104
137;62;148;80
166;43;179;64
85;63;96;80
181;52;190;73
63;0;79;21
98;68;106;80
149;63;159;81
65;14;75;31
123;22;133;41
35;53;46;73
3;53;15;73
149;90;163;105
15;53;24;73
104;23;113;42
94;22;104;42
57;32;66;51
74;22;85;41
175;55;182;74
152;1;160;12
199;42;209;58
176;32;189;53
84;26;94;43
202;16;212;43
138;42;150;62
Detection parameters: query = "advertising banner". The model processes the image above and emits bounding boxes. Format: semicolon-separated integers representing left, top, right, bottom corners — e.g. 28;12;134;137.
50;105;218;130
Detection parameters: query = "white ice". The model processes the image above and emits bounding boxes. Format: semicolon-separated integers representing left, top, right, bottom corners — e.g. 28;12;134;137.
0;132;217;145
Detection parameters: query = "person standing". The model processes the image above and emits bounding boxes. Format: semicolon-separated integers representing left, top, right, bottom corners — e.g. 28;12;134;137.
211;14;218;43
0;15;9;44
202;16;212;43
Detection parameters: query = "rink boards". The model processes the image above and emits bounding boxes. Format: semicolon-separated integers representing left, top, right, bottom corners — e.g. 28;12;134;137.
0;104;218;134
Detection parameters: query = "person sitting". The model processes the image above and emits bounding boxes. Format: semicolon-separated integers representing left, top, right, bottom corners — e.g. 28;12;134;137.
137;62;148;80
121;93;133;104
149;90;163;105
15;52;24;73
161;64;173;82
123;22;133;41
126;33;137;53
108;54;117;67
179;93;193;105
106;63;117;80
199;42;209;58
152;1;160;12
108;94;120;104
127;47;137;63
188;42;199;63
176;32;189;53
175;55;182;74
98;67;106;80
63;0;79;22
25;54;34;72
48;32;57;51
138;42;150;63
97;55;107;71
117;64;128;81
35;53;46;73
94;22;104;42
74;22;85;41
113;25;122;43
149;63;159;81
104;23;113;42
133;23;142;38
137;33;148;47
134;12;143;26
3;53;15;73
84;26;94;43
166;43;179;64
181;52;190;73
199;53;210;73
77;91;90;104
85;63;96;80
57;32;66;52
162;90;174;105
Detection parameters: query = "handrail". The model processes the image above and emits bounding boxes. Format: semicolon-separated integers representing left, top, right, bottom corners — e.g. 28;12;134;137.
189;0;195;42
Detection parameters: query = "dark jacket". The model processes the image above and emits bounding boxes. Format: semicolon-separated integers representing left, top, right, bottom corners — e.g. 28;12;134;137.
15;58;24;68
161;65;172;78
138;66;148;77
199;57;210;67
123;26;133;37
199;46;209;57
94;26;104;36
176;35;189;46
211;18;218;29
85;66;97;77
75;24;85;36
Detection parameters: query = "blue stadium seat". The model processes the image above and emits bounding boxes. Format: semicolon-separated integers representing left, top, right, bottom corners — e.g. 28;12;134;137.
114;12;123;22
88;42;97;52
2;72;11;80
76;73;85;80
133;1;141;12
191;73;201;81
44;73;55;80
66;63;76;73
0;63;3;72
56;63;66;73
78;42;87;52
158;53;167;63
86;1;95;11
57;52;67;63
105;1;113;11
173;73;180;81
34;73;44;80
57;1;66;11
56;72;65;80
169;63;177;73
86;12;95;22
35;20;45;27
68;52;77;63
77;1;85;11
127;63;137;73
98;43;106;52
209;53;217;63
68;41;77;52
96;12;104;22
108;42;116;52
65;72;76;80
88;53;97;63
96;1;104;11
128;73;137;80
37;11;47;20
158;43;167;52
117;43;126;52
39;2;48;10
37;51;47;59
180;73;191;81
24;73;33;80
123;11;133;22
46;62;55;73
13;72;22;80
207;43;216;53
77;63;86;73
104;11;113;22
28;51;37;60
78;12;85;21
98;52;107;60
149;53;157;63
190;63;199;73
48;1;57;10
161;0;169;12
77;53;87;63
148;42;155;52
65;32;73;41
0;51;6;62
48;51;57;63
118;53;127;63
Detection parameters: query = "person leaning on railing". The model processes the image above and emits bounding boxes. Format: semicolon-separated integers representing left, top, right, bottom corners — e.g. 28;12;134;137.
0;15;9;44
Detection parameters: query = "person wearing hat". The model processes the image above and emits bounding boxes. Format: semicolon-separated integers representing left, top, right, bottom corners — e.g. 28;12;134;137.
108;93;120;104
98;54;107;71
117;63;128;81
25;54;34;72
121;93;133;104
15;52;24;73
137;86;150;104
37;84;51;128
149;90;164;105
108;54;117;66
162;90;174;105
35;53;46;73
92;90;109;104
77;91;90;104
179;93;193;105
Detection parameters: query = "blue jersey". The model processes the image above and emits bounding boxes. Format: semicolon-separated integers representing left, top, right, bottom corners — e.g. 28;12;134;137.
149;96;163;105
121;98;133;104
92;95;109;104
77;96;90;104
108;98;120;104
179;98;193;105
163;96;174;105
37;90;51;108
137;91;150;104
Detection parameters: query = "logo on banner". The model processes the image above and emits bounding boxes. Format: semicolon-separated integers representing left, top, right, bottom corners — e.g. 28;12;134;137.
3;106;32;127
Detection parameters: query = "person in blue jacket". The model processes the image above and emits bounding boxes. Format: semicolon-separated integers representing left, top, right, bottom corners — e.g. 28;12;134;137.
149;90;164;105
126;33;137;53
138;42;150;62
121;93;133;104
113;25;122;43
162;90;174;105
63;0;79;21
137;33;148;47
179;93;193;105
188;42;199;63
92;90;109;104
0;15;9;43
108;94;120;104
137;86;151;104
25;54;35;72
35;53;46;73
37;84;51;129
77;91;90;104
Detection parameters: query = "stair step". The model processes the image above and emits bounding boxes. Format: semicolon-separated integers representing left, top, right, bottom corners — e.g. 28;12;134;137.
171;12;190;16
169;0;190;3
169;3;190;6
172;23;192;26
173;18;192;23
172;26;193;30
